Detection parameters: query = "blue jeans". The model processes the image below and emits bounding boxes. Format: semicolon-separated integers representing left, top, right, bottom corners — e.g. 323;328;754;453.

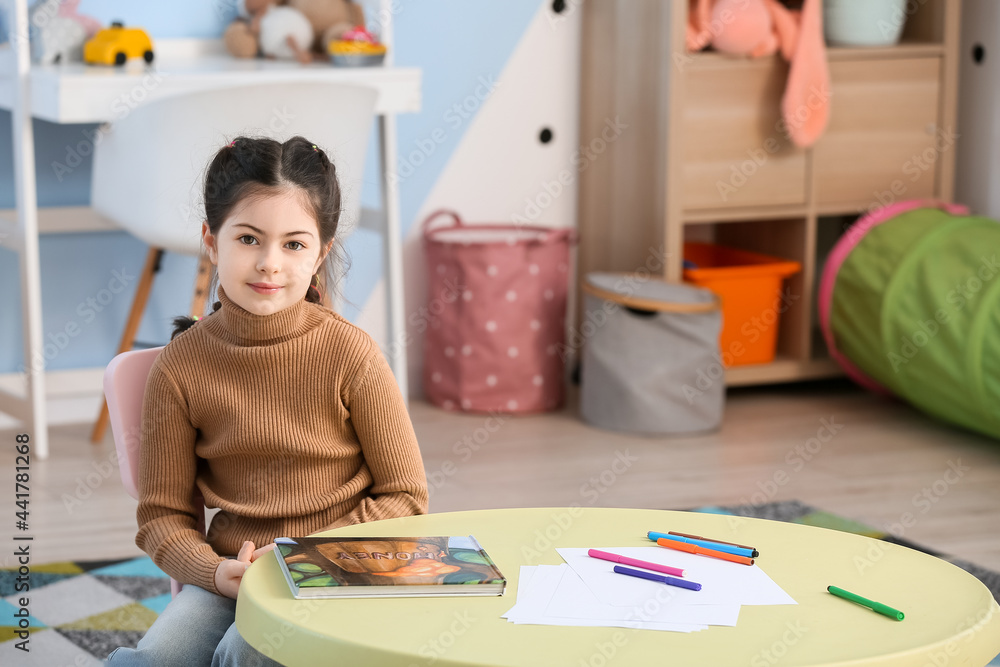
106;583;282;667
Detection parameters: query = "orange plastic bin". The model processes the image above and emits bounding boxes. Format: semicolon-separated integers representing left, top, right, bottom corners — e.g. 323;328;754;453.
683;242;801;367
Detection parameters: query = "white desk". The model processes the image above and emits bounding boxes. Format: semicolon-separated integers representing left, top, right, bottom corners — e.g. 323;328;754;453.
0;28;419;458
0;46;421;120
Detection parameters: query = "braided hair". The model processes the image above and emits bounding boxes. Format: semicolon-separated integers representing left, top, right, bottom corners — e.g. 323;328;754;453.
172;136;346;339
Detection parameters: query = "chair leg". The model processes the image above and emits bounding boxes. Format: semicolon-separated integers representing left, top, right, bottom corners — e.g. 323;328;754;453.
190;253;213;319
90;247;163;444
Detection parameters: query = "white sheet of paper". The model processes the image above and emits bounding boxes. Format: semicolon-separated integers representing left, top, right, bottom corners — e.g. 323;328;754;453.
506;565;708;632
543;562;740;627
501;565;539;619
518;565;535;593
501;564;562;620
510;616;707;632
556;547;797;608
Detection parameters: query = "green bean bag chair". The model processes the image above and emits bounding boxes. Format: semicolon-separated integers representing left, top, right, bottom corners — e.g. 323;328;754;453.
819;200;1000;440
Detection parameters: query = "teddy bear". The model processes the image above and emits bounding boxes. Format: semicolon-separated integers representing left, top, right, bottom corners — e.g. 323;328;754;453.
223;0;364;62
287;0;365;55
224;0;310;62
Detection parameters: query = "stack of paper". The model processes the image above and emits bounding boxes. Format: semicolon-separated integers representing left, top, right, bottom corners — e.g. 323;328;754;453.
502;547;796;632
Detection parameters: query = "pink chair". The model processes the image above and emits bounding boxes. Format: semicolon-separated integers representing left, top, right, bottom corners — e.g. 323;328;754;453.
104;346;205;597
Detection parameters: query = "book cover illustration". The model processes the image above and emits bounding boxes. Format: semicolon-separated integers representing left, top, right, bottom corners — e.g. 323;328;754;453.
275;536;506;593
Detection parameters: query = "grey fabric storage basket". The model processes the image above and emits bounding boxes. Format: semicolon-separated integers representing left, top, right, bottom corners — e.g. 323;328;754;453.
580;273;724;435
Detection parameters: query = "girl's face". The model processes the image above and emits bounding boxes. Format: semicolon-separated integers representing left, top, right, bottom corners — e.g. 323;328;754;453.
202;190;331;316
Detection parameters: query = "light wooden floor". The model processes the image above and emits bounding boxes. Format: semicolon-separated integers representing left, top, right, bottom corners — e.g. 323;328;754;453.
2;380;999;572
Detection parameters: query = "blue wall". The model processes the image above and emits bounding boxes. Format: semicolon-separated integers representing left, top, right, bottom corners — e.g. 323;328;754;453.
0;0;541;372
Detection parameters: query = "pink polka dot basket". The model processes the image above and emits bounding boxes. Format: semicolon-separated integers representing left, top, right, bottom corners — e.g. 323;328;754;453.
422;210;576;414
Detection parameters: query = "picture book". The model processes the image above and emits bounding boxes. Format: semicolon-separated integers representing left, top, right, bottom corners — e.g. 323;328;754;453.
272;535;507;599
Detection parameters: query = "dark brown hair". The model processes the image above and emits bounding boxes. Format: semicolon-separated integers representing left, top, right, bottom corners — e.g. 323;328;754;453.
172;136;346;338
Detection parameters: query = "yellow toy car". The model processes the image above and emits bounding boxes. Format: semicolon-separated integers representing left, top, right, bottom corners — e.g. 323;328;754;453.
84;22;154;66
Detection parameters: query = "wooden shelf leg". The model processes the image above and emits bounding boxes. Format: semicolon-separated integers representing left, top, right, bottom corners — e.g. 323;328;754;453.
90;247;163;444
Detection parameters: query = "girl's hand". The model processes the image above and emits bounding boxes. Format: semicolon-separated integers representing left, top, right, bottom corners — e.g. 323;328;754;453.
213;541;276;599
214;540;255;599
251;542;276;561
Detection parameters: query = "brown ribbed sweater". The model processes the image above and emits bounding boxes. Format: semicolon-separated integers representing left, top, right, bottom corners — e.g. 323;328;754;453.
135;287;428;594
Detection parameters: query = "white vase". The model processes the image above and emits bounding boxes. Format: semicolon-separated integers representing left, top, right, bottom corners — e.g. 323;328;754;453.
823;0;909;47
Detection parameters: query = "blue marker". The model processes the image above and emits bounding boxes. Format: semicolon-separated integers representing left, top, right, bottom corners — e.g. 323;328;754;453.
647;532;756;559
613;565;702;591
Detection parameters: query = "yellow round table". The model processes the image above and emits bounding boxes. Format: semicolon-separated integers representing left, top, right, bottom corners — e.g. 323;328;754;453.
236;508;1000;666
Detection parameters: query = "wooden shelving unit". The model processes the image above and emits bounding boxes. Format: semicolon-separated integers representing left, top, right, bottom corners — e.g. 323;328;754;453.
578;0;961;387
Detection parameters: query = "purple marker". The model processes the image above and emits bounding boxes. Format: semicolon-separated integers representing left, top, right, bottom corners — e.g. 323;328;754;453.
613;565;702;591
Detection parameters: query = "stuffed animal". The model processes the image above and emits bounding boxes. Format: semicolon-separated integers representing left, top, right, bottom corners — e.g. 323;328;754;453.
223;0;365;62
258;3;314;62
686;0;830;148
30;14;86;64
58;0;101;37
224;0;313;62
287;0;365;54
223;4;256;58
223;0;259;58
28;0;100;64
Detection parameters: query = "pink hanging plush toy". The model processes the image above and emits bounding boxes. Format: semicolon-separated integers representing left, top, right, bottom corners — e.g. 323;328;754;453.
687;0;830;148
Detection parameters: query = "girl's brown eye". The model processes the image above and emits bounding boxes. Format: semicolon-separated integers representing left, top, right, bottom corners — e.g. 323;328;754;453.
287;241;304;251
239;235;257;245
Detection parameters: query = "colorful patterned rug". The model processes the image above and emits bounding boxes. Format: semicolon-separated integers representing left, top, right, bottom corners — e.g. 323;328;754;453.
2;501;998;666
0;556;170;666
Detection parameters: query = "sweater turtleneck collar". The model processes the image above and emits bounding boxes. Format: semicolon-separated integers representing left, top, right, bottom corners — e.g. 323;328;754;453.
204;286;318;346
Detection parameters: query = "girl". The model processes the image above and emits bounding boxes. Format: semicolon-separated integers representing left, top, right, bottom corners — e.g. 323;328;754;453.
108;136;429;666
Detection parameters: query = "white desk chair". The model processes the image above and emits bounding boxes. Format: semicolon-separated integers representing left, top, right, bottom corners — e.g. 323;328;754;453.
89;82;378;441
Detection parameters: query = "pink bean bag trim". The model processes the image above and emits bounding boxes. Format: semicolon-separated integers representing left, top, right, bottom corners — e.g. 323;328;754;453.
817;199;970;395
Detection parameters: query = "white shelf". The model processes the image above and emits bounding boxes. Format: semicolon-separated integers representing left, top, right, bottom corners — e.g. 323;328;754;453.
0;206;117;252
686;41;946;71
725;357;843;387
0;206;117;234
0;39;421;122
0;367;106;430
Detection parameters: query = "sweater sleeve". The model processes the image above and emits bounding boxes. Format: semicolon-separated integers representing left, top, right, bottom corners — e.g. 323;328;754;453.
323;350;429;530
135;363;226;594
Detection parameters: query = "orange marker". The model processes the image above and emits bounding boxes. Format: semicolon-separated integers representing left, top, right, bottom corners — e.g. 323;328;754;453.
656;537;755;566
669;532;758;556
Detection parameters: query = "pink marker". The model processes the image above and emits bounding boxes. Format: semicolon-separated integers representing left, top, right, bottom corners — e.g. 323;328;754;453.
587;549;685;577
